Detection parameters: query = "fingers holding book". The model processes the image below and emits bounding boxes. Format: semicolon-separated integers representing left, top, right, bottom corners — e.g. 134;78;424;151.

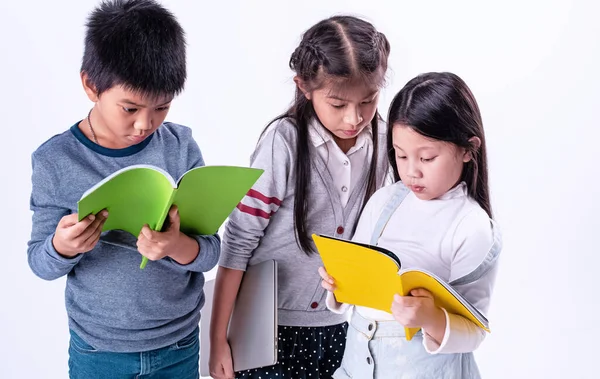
137;205;200;265
137;206;182;261
391;289;445;331
52;209;109;257
318;266;336;292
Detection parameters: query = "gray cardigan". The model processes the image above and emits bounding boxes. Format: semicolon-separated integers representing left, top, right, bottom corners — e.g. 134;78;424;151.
219;118;389;327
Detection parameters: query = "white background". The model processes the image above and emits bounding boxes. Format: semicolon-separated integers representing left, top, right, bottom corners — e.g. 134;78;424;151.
1;0;598;378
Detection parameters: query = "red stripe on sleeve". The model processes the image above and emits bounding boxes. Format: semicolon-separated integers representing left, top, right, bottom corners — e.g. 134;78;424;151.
236;203;275;219
246;189;282;206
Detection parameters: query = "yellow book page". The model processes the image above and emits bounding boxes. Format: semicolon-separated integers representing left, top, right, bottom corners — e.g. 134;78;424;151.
314;234;402;313
313;235;490;342
399;270;490;339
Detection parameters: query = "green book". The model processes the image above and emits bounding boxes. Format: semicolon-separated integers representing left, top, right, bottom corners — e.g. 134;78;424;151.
77;164;263;269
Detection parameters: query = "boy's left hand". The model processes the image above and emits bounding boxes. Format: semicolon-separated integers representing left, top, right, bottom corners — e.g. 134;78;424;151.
391;288;445;329
137;205;199;264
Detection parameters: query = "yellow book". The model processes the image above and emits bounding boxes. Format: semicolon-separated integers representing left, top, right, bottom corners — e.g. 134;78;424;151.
312;234;490;341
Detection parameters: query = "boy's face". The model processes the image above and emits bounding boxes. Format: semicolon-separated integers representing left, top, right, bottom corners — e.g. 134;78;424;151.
84;80;173;149
392;125;472;201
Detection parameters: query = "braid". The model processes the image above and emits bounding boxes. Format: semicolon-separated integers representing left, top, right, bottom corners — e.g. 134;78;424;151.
290;40;327;80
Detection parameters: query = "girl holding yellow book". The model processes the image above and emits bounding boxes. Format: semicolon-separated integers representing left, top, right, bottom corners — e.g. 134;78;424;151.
319;72;502;379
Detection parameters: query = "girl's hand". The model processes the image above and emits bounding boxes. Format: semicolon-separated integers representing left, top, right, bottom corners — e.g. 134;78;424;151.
391;288;445;330
209;339;235;379
318;266;337;292
320;266;346;311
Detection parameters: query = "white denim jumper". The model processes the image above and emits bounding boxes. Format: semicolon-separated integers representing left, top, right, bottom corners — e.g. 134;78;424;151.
333;184;502;379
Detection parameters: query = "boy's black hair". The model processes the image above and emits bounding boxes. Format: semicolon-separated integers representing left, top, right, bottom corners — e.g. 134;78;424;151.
81;0;186;98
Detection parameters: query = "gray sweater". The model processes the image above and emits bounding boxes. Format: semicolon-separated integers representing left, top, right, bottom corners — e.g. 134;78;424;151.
220;118;389;327
27;122;220;352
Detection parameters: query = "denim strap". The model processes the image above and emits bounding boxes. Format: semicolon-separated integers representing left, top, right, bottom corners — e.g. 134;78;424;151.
369;184;410;246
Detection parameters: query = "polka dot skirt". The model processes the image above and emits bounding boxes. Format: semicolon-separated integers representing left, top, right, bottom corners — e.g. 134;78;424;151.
235;322;348;379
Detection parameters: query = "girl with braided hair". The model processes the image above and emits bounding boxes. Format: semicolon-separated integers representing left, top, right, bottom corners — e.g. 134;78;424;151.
209;15;391;379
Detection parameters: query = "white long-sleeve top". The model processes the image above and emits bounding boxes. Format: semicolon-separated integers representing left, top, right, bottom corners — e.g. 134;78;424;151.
308;120;372;207
326;181;500;354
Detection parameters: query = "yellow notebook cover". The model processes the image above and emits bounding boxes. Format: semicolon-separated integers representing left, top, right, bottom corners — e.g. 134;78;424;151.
312;234;490;341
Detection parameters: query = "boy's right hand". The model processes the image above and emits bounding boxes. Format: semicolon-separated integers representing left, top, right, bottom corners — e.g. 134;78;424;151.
318;266;337;292
52;210;109;258
209;340;235;379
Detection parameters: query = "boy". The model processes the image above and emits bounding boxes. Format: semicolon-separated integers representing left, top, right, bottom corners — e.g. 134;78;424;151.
27;1;219;377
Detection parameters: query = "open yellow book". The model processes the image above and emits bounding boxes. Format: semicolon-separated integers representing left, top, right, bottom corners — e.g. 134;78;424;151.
312;234;489;341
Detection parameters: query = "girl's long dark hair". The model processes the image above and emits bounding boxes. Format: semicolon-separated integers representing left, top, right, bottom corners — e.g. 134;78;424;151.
262;16;390;254
387;72;492;217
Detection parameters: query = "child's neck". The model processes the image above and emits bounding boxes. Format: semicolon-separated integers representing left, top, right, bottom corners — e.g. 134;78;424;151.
334;136;357;154
77;120;139;150
78;120;100;145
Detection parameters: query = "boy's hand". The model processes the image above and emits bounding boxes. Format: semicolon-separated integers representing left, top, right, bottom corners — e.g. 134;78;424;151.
391;289;445;330
318;266;337;292
137;206;199;264
52;210;109;258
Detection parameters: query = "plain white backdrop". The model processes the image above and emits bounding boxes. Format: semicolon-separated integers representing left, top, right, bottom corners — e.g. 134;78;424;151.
1;0;598;378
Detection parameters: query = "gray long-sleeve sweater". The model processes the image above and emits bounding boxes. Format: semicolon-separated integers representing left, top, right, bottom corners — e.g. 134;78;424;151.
27;122;220;352
219;118;390;327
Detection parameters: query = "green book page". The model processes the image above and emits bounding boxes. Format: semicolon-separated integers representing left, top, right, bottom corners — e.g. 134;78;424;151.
78;166;175;236
173;166;264;235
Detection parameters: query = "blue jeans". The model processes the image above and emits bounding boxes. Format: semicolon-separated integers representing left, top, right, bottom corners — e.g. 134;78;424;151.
68;327;199;379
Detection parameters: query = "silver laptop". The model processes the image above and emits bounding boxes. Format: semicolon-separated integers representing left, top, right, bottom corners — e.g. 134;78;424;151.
200;260;278;376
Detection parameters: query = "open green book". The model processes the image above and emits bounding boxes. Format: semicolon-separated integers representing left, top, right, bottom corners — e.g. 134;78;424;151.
78;165;263;268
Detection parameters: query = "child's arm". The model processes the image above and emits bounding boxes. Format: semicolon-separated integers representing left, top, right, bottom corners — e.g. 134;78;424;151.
218;125;290;272
210;124;291;376
209;266;244;379
27;155;108;280
422;209;500;354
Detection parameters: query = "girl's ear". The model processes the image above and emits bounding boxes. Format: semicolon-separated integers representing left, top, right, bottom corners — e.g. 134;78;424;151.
463;137;482;162
81;72;99;102
293;76;311;100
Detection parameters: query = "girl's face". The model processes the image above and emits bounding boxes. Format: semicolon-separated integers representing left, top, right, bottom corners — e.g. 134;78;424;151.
392;125;473;200
297;78;380;152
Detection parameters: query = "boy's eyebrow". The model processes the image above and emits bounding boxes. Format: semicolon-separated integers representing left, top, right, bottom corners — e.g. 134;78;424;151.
120;99;172;108
327;90;379;102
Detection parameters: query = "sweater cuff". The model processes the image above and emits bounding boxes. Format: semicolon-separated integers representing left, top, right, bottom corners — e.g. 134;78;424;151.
422;308;487;354
422;308;451;354
169;233;220;273
325;291;350;314
218;249;250;271
45;234;84;266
